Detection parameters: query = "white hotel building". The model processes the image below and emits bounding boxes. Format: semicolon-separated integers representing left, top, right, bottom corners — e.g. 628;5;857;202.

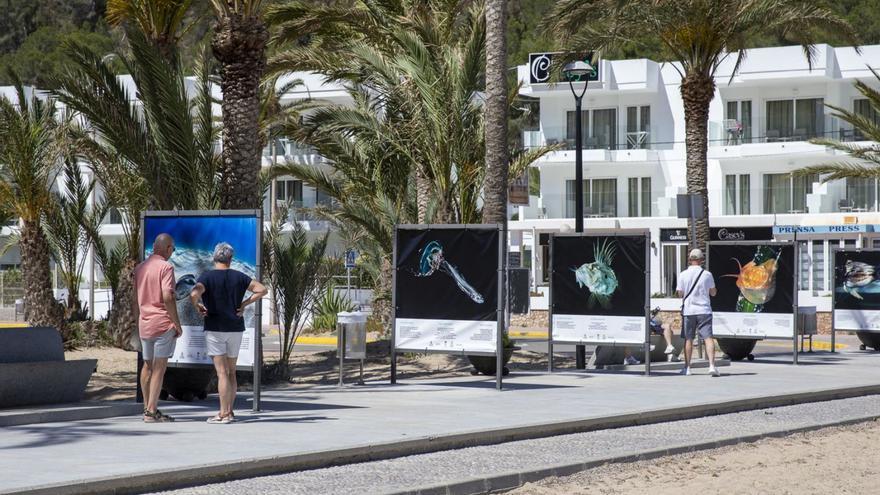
510;44;880;312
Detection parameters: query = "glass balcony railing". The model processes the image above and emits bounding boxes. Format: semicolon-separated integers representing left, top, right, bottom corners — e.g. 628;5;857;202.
524;126;657;151
707;121;867;147
262;139;323;161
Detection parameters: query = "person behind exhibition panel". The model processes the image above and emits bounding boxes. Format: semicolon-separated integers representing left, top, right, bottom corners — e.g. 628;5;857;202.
675;248;720;377
190;242;267;424
133;233;183;423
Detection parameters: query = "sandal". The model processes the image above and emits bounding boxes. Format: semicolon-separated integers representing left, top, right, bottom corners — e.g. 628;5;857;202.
207;414;230;424
144;409;175;423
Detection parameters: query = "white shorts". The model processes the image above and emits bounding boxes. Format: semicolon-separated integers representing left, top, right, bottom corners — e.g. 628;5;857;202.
206;331;244;358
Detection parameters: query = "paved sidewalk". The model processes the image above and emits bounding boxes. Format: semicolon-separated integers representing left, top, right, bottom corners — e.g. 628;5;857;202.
2;350;880;494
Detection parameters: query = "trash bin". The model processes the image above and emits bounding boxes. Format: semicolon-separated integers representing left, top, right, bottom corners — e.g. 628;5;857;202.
337;311;367;385
14;299;23;321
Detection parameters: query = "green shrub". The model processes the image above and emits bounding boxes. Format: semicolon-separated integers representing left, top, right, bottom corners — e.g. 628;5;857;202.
312;285;355;331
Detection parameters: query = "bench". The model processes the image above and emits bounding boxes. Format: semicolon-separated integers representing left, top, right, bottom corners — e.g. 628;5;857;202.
0;327;96;408
589;334;686;368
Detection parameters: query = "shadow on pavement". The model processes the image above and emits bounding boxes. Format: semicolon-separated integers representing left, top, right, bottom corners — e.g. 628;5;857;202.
3;421;174;450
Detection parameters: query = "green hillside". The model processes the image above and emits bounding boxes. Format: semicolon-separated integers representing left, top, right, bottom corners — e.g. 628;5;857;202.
2;0;879;87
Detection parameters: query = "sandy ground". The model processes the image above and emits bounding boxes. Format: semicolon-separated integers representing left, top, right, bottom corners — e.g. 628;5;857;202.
508;420;880;495
66;339;567;402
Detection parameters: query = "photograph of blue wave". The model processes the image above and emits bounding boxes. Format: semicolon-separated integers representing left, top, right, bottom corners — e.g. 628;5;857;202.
417;240;485;304
144;215;259;327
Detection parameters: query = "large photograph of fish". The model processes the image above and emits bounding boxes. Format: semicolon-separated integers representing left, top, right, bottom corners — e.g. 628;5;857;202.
395;227;499;322
834;250;880;310
143;214;260;365
551;234;647;317
708;243;794;314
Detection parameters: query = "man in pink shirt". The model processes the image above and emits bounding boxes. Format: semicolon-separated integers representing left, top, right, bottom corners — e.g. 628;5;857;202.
134;233;183;423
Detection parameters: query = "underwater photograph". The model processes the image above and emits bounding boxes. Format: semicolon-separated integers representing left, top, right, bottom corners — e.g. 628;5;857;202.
550;234;647;317
708;243;794;314
395;228;499;321
834;250;880;310
143;214;260;329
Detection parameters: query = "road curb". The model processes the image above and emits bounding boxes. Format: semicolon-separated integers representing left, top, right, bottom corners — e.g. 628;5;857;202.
0;402;143;427
6;384;880;495
394;413;880;495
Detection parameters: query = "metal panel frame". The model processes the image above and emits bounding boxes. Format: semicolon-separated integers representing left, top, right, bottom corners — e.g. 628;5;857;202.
707;239;798;365
390;224;505;390
141;209;264;410
830;247;880;353
548;229;651;376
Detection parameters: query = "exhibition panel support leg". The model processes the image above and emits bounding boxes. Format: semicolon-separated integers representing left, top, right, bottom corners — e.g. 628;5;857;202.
548;340;554;372
390;350;397;384
576;345;586;369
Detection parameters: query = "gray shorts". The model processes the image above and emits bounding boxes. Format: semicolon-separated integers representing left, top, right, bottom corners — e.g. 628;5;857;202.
141;328;177;361
682;314;713;340
206;331;244;358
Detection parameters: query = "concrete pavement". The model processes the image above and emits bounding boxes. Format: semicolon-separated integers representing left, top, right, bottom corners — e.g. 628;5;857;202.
2;349;880;494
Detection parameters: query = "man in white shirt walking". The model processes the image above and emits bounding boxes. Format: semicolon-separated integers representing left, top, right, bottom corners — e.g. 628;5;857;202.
675;248;720;377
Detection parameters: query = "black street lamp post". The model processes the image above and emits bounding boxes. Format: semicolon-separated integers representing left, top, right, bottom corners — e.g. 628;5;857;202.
563;60;594;369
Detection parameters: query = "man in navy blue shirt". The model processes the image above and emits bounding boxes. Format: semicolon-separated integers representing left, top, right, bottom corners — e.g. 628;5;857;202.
190;242;267;424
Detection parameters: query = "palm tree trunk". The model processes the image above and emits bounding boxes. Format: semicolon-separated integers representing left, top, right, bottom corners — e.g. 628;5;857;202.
481;0;509;225
213;14;268;209
416;167;431;223
680;74;715;254
109;258;138;350
20;220;65;333
373;255;394;337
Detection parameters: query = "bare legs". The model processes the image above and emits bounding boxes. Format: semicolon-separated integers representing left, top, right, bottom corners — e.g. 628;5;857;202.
705;337;716;368
683;338;717;369
142;358;168;414
211;355;238;418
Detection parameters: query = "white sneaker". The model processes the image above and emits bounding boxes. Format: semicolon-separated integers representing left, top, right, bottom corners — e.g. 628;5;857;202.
679;367;691;376
664;344;675;354
624;355;639;366
709;367;721;377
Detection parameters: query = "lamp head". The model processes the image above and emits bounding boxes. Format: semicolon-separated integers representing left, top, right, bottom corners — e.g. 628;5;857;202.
563;60;594;80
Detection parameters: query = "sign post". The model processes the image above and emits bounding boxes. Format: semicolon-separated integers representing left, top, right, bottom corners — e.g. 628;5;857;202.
345;249;357;304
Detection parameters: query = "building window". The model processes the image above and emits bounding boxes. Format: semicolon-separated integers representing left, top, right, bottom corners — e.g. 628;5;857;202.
813;240;829;291
566;108;617;149
626;106;650;149
627;177;651;217
316;188;333;207
853;98;880;140
275;179;303;207
565;178;618;217
762;173;817;214
798;240;809;290
739;175;751;214
662;244;688;296
723;174;751;215
846;177;877;211
765;98;824;142
724;100;752;143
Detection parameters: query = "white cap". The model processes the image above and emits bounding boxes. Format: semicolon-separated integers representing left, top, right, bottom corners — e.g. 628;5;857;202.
688;248;704;260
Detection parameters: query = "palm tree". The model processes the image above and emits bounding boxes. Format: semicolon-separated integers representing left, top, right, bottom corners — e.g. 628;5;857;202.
106;0;198;61
0;71;67;332
795;68;880;184
43;158;107;320
209;0;268;209
54;32;221;347
482;0;509;225
547;0;858;253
